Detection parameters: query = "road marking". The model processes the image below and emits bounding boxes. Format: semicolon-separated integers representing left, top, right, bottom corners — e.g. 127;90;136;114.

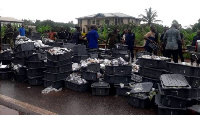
0;94;57;115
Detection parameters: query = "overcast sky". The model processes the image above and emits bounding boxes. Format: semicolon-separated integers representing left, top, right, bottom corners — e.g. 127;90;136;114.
0;0;199;27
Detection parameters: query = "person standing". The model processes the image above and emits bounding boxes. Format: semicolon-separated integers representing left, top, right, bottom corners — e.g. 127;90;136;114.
48;30;57;40
163;23;181;63
125;29;135;62
144;25;156;53
160;27;168;56
19;25;26;36
57;26;67;40
70;26;84;44
178;32;185;62
106;28;120;49
86;25;99;49
4;24;14;46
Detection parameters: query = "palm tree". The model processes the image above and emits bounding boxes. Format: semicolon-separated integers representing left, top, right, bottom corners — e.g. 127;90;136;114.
139;7;162;26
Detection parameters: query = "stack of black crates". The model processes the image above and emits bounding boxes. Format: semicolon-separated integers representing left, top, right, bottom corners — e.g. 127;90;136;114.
111;44;130;62
26;52;46;86
156;74;198;115
13;42;36;82
63;44;88;63
44;49;72;89
104;64;132;96
138;57;171;88
163;62;200;114
0;44;13;80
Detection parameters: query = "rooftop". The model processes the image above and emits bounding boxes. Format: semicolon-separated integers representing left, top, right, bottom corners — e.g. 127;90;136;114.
77;13;141;20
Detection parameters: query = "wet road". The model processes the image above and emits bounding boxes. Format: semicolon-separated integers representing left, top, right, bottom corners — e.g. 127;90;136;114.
0;80;157;115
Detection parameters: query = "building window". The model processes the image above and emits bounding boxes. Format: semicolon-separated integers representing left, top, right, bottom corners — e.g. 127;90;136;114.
115;18;117;25
96;20;100;25
105;19;109;25
88;19;91;25
92;20;95;24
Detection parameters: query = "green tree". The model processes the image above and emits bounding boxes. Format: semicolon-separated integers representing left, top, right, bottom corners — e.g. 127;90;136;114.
139;7;162;26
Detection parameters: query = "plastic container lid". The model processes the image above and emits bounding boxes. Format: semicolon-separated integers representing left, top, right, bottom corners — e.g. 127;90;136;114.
130;82;153;94
160;74;190;88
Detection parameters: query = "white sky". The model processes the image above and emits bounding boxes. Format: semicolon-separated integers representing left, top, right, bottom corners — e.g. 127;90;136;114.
0;0;199;27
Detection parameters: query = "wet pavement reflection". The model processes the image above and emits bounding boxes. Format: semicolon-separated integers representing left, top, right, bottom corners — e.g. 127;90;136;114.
0;80;157;115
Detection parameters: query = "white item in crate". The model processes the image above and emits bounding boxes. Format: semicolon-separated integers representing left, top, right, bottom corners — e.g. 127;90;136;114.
72;63;81;71
48;47;71;55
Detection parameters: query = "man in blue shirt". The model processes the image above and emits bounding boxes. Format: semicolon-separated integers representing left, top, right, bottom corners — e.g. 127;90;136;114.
86;25;99;49
19;25;25;36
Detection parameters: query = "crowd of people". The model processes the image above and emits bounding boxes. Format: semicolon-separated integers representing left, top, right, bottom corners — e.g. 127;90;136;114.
2;22;200;63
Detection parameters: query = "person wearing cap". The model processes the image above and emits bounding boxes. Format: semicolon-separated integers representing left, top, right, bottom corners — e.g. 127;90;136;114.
70;26;84;44
163;22;181;63
19;25;26;36
86;25;99;49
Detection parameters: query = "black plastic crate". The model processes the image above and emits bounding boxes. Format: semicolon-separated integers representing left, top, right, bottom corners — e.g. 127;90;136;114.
142;76;159;89
0;71;9;80
64;81;89;92
138;58;170;69
192;66;200;77
158;104;187;115
15;50;36;58
115;86;131;96
62;43;76;50
15;67;27;75
112;54;130;62
72;55;88;63
104;74;132;84
128;94;152;108
2;44;11;50
72;44;87;55
130;82;153;94
46;64;72;73
44;71;70;81
82;63;100;72
1;60;11;65
166;62;193;76
43;79;64;89
12;57;26;65
91;81;110;96
88;53;98;59
0;51;12;60
131;74;143;83
185;76;200;88
47;58;72;67
28;76;44;86
27;53;46;61
81;71;98;81
27;68;45;77
38;46;53;53
26;61;45;69
158;84;192;108
47;51;72;61
105;65;132;75
139;67;168;80
15;42;35;52
160;84;200;99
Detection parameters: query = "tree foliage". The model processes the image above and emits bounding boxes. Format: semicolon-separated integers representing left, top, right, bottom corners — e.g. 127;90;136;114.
139;7;162;26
